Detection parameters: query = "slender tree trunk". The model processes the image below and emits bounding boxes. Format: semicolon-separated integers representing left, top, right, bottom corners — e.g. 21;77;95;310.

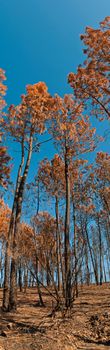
97;216;103;285
73;203;78;297
3;139;25;310
102;256;106;283
46;257;51;286
85;245;90;286
24;265;28;293
19;261;23;292
50;253;54;285
64;145;71;308
85;220;99;285
1;243;4;288
8;134;33;311
34;178;44;306
55;195;61;291
59;232;65;298
40;267;44;285
80;267;83;286
36;256;44;306
2;241;11;310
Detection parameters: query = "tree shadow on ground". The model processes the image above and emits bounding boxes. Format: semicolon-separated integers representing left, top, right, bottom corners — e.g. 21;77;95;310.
74;334;110;347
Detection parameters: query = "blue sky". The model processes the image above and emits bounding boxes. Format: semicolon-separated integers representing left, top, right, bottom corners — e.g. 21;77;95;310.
1;0;110;102
0;0;110;209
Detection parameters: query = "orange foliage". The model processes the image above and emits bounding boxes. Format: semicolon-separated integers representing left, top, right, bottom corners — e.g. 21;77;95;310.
50;94;95;157
38;154;65;197
95;152;110;213
68;17;110;120
17;222;34;262
8;82;54;141
32;212;56;267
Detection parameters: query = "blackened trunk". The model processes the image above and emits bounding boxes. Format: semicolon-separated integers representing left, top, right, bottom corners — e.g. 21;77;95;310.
2;242;11;310
55;195;61;291
73;203;78;297
24;266;28;293
46;257;51;286
59;232;65;298
97;216;103;285
36;256;44;306
3;139;25;310
85;245;90;286
8;134;33;311
64;146;71;308
8;254;17;311
19;262;23;292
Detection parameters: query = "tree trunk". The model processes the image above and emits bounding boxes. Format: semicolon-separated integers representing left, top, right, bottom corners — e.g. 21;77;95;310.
8;255;17;310
64;145;71;308
36;256;44;306
55;195;61;291
102;256;106;283
3;139;25;310
85;221;99;285
46;257;51;286
73;203;78;297
19;261;23;292
97;216;103;285
40;267;44;285
8;134;33;311
85;244;90;286
24;265;28;293
59;232;65;298
2;242;11;310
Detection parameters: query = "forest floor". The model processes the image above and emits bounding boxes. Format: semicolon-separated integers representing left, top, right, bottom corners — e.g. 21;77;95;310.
0;284;110;350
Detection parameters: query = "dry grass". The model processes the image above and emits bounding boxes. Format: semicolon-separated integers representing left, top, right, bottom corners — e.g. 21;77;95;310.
0;284;110;349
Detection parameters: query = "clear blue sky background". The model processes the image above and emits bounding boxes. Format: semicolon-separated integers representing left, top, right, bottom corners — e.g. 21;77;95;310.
1;0;110;102
0;0;110;210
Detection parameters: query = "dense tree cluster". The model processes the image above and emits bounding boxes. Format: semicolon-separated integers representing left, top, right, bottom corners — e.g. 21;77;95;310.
0;17;110;312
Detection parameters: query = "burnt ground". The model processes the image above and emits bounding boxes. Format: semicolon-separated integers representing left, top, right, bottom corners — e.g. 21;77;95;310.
0;284;110;350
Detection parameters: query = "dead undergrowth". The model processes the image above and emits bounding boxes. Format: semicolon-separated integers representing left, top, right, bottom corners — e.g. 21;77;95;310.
0;284;110;350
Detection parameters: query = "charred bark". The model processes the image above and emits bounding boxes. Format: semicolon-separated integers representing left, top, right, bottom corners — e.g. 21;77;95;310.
8;134;33;311
64;145;71;308
55;195;61;291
